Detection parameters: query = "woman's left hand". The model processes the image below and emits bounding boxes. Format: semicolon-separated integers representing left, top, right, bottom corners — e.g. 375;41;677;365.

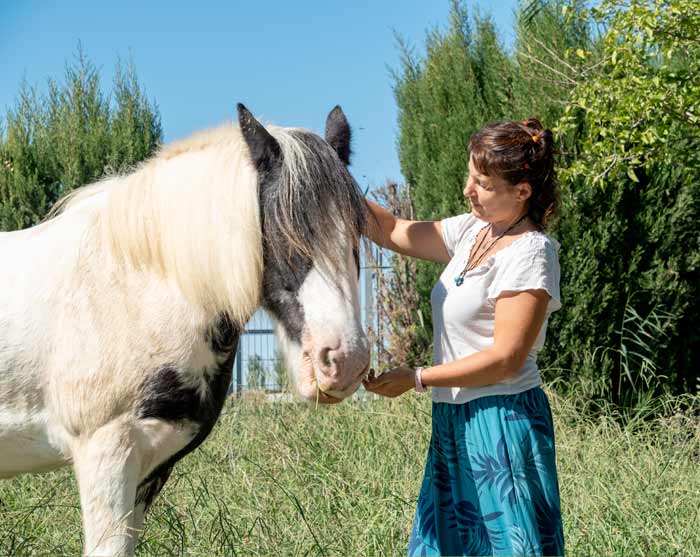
362;366;415;398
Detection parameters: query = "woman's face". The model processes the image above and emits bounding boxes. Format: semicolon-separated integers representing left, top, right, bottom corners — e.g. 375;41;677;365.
463;156;529;223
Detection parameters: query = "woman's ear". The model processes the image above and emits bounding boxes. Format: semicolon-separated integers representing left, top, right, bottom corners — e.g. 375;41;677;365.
516;182;532;202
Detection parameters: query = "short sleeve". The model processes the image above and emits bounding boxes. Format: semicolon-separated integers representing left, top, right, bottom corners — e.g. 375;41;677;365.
487;235;562;314
440;213;479;257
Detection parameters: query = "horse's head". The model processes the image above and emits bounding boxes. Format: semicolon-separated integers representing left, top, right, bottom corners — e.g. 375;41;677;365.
238;104;370;403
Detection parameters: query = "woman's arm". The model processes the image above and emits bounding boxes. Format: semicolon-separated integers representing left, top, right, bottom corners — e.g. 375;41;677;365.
363;289;550;396
422;289;549;387
366;200;451;264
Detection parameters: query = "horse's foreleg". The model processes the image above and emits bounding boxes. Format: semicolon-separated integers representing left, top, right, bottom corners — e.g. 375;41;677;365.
72;421;141;557
131;463;175;545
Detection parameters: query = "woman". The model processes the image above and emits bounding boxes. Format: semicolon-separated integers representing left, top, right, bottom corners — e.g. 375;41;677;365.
363;119;565;557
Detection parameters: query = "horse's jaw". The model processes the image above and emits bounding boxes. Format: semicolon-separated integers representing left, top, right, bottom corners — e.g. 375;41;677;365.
295;343;367;404
275;328;365;404
295;354;346;404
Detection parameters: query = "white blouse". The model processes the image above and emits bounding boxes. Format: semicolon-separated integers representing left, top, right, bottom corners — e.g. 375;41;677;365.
430;212;562;404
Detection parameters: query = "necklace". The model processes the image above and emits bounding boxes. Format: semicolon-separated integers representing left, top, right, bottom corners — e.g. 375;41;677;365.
454;213;529;286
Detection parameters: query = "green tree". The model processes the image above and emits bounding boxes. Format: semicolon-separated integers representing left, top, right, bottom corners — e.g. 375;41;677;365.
544;0;700;399
511;0;590;126
0;47;162;231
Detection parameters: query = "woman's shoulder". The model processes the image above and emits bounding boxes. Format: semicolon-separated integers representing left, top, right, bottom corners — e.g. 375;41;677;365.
528;230;560;251
488;230;562;311
499;230;560;260
440;212;485;256
489;230;561;284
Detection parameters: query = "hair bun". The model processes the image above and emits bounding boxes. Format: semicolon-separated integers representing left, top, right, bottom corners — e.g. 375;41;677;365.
520;118;543;131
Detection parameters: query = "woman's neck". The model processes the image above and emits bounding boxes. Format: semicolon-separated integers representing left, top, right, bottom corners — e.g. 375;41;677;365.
489;210;529;236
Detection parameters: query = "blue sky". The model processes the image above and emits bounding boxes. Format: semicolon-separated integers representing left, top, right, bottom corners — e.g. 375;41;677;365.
1;0;518;190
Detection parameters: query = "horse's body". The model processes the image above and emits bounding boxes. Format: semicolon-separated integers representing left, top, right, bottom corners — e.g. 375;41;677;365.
0;105;369;555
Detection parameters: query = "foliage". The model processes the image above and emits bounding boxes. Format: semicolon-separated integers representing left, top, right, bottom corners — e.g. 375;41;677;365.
544;0;700;396
512;0;590;129
560;0;700;186
0;47;162;231
273;349;289;391
247;354;266;390
368;181;432;369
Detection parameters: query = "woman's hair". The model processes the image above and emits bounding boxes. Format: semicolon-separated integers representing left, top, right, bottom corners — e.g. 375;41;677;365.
469;119;558;228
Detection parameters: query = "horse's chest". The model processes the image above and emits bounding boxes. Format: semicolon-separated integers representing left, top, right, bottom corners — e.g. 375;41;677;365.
128;319;239;505
135;317;239;471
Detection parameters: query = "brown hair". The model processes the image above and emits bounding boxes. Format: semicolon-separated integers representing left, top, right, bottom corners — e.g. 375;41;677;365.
469;118;558;228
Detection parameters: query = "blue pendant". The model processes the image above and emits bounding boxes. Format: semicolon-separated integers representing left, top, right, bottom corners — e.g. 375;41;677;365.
454;276;464;286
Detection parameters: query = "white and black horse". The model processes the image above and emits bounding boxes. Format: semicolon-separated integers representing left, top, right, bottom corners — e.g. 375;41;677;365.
0;104;370;556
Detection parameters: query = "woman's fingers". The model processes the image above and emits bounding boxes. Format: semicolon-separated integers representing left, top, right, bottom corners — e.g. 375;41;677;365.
363;373;389;393
363;368;407;397
367;375;391;388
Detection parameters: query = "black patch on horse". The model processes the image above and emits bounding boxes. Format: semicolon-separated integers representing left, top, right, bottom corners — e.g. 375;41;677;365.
135;315;239;510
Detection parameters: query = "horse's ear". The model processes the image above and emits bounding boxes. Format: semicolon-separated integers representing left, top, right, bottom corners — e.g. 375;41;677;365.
237;103;281;172
325;105;352;166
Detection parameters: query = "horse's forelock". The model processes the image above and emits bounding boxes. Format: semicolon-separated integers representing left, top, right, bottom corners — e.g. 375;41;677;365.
265;128;368;269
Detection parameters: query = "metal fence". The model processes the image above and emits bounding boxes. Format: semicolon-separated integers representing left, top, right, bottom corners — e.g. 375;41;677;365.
231;247;381;394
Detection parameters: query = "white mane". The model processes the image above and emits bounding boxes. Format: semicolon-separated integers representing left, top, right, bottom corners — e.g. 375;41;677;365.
53;122;307;326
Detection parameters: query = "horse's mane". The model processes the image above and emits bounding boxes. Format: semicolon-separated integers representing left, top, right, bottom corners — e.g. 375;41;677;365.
50;121;367;325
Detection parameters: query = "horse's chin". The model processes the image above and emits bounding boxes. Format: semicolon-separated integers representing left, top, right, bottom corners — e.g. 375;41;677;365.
295;376;345;404
294;354;359;404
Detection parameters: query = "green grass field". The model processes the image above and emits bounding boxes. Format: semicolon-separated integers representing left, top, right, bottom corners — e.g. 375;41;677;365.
1;389;698;556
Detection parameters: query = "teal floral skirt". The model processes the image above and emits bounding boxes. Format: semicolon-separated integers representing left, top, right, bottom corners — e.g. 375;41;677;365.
408;387;565;556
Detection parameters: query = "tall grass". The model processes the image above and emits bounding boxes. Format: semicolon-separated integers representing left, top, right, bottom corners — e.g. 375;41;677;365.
1;390;698;556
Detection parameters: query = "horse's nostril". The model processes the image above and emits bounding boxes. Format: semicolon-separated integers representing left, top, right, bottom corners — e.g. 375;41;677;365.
317;346;344;371
319;347;332;368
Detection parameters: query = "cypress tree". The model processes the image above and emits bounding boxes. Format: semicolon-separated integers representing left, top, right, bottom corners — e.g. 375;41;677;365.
0;47;161;231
